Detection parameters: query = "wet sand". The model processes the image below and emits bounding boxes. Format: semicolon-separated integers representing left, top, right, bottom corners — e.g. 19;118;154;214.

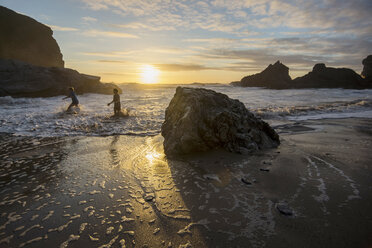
0;118;371;248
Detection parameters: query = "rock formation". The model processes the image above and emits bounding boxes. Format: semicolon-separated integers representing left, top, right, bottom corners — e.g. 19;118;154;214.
0;59;121;97
362;55;372;83
161;87;280;156
231;59;372;89
293;63;365;88
231;61;292;89
0;6;64;68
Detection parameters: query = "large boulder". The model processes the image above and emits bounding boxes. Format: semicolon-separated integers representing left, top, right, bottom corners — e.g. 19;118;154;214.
231;61;292;89
0;59;121;97
161;87;280;156
362;55;372;83
293;63;365;88
0;6;64;68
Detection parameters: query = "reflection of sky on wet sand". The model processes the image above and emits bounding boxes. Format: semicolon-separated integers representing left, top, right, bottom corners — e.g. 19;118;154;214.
1;128;370;247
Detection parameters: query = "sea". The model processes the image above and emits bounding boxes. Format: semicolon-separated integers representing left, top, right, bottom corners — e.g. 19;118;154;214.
0;84;371;137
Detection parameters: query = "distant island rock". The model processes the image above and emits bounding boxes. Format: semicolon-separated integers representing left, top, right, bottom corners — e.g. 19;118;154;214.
231;57;372;89
0;59;121;97
231;61;292;89
0;6;64;68
362;55;372;83
292;63;365;88
161;87;280;157
0;6;120;97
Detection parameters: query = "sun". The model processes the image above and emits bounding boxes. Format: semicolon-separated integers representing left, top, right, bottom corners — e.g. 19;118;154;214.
140;65;160;84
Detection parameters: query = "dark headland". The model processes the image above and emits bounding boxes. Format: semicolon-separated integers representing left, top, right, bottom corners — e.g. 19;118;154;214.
231;56;372;89
0;6;120;97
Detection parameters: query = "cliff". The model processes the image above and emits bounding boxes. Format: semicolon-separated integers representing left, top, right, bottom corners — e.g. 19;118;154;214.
0;6;64;68
0;59;121;97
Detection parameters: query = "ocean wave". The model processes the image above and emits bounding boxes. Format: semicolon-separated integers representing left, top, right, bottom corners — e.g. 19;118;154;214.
253;99;372;119
1;87;372;137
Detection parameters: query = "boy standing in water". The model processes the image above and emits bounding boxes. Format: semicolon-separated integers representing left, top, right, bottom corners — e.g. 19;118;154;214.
107;88;121;116
63;87;79;111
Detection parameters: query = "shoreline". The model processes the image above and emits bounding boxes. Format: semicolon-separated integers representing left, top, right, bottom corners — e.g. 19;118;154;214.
0;117;371;247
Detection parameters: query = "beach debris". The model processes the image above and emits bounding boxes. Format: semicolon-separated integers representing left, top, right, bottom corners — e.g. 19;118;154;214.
153;228;160;235
179;241;192;248
260;168;270;172
241;177;252;185
144;193;155;202
203;174;221;182
276;203;293;216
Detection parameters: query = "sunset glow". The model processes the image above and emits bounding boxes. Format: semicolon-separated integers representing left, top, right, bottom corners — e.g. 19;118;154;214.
140;65;160;84
1;0;370;84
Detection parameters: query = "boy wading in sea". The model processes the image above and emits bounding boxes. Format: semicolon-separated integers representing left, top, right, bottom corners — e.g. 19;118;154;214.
107;88;121;116
63;87;79;111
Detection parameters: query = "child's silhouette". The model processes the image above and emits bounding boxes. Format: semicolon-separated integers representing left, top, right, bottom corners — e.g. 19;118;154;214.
107;89;121;116
63;87;79;111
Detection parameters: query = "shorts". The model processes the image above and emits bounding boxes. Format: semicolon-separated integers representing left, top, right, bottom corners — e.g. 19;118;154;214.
114;102;121;111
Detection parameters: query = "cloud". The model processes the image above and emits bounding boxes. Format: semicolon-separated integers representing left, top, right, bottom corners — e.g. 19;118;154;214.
81;51;136;57
49;25;79;32
83;29;139;38
80;0;372;37
82;16;97;23
113;22;176;31
97;60;128;64
155;63;216;71
78;0;371;76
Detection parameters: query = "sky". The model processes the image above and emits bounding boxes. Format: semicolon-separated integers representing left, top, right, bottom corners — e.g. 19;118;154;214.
1;0;371;84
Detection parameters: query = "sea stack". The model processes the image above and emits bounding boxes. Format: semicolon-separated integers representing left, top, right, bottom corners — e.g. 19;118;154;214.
231;61;292;89
0;6;64;68
293;63;364;88
161;87;280;156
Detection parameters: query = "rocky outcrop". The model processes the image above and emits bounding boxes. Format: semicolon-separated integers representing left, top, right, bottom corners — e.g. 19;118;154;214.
293;63;365;88
0;6;64;68
161;87;280;156
0;59;121;97
231;58;372;89
362;55;372;83
231;61;292;89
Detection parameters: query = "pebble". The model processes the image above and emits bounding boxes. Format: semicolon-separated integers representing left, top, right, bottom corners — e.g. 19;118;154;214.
276;203;293;216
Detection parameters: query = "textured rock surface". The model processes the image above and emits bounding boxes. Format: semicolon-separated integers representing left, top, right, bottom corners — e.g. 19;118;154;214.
231;61;292;89
0;59;121;97
362;55;372;82
293;63;365;88
161;87;280;156
0;6;64;68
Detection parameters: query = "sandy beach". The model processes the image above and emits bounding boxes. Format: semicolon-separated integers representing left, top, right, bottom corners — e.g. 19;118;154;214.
0;118;371;248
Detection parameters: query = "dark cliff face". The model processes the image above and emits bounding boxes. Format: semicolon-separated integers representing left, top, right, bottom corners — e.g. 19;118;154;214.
233;61;292;89
0;6;64;68
0;59;121;97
